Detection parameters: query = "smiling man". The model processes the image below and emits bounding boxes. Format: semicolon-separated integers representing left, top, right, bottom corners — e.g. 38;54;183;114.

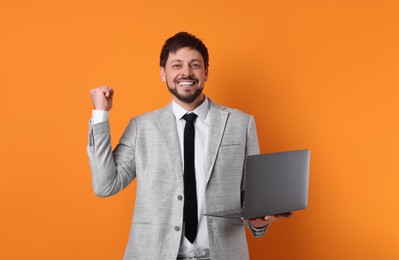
87;32;289;260
162;47;207;108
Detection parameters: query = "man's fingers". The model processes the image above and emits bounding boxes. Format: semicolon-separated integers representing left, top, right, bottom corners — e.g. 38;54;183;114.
264;215;276;222
89;86;114;111
107;89;114;98
90;86;112;94
99;86;114;98
89;86;114;99
263;212;293;222
279;212;293;218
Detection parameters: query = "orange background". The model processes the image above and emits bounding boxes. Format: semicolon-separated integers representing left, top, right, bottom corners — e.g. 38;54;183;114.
1;0;398;259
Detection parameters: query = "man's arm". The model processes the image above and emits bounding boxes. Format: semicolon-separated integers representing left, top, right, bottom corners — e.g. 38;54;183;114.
241;115;269;237
243;115;293;235
87;86;136;197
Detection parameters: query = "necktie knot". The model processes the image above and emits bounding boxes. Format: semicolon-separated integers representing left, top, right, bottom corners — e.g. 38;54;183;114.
183;113;198;122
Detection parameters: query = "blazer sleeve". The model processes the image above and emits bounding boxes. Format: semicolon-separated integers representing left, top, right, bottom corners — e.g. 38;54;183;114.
242;115;270;237
87;119;137;197
241;115;260;199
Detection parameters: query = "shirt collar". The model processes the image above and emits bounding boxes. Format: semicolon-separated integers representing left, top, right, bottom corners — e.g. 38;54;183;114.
172;97;210;121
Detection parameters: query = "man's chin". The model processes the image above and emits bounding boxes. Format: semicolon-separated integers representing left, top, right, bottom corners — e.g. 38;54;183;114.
175;94;200;104
168;87;203;104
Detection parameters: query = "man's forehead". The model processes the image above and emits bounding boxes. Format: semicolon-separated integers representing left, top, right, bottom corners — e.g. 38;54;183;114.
167;47;204;62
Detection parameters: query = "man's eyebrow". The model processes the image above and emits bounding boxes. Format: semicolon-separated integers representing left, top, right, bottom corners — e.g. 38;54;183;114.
169;58;202;63
169;59;183;63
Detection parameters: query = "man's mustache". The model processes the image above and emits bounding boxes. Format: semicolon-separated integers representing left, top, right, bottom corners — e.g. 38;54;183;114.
175;76;199;83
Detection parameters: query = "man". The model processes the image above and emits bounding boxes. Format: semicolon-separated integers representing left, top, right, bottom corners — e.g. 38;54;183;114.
88;32;290;259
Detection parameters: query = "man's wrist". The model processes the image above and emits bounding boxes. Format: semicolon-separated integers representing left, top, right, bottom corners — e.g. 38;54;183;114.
91;110;109;124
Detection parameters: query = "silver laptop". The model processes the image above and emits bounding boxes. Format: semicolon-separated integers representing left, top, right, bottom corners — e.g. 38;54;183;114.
204;149;310;219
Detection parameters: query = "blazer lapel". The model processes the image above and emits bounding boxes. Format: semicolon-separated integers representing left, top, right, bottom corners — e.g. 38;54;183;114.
157;102;184;192
206;100;229;185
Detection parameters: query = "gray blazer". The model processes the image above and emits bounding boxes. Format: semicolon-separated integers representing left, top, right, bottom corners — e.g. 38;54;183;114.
87;100;261;259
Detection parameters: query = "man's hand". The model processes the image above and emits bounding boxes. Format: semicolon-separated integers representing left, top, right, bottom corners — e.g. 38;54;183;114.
249;212;293;229
90;86;114;111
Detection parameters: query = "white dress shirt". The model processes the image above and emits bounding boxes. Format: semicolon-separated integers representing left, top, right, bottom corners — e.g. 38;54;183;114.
91;97;211;258
172;98;210;258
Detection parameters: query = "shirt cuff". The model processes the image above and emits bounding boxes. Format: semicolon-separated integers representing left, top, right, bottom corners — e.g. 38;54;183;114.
91;110;109;124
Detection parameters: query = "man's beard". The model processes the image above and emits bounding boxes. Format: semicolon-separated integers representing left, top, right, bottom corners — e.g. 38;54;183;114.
167;83;204;104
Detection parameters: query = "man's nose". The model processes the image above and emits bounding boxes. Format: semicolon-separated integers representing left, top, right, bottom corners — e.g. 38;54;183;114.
181;65;193;77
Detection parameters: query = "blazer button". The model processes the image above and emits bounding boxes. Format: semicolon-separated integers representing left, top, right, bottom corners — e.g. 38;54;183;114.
177;195;183;201
174;226;181;232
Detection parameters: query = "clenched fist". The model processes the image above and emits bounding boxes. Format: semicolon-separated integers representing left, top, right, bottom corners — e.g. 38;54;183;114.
90;86;114;111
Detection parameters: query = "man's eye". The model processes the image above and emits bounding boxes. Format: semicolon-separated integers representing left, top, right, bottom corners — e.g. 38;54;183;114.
191;64;200;68
172;64;181;68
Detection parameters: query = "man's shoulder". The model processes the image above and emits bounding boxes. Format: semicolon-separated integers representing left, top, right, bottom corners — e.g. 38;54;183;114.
133;103;172;119
210;99;252;118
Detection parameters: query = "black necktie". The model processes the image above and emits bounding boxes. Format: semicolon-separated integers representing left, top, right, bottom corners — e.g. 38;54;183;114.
182;113;198;244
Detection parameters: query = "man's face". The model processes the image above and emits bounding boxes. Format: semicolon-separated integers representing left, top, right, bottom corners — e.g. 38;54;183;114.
161;47;208;104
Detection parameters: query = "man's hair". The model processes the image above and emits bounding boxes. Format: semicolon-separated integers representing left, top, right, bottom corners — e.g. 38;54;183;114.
160;32;209;69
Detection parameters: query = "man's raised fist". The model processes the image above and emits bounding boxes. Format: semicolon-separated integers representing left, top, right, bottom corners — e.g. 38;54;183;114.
90;86;114;111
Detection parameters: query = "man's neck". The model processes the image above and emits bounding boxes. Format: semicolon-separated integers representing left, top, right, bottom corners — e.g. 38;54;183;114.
173;94;205;112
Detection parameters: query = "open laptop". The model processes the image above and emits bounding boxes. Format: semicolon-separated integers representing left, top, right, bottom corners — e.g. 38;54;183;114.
204;149;310;220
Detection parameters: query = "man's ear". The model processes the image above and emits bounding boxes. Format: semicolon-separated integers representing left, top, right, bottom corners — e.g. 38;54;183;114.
160;67;166;82
204;68;209;82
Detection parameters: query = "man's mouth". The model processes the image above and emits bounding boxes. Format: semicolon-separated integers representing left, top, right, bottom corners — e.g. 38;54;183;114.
177;81;196;86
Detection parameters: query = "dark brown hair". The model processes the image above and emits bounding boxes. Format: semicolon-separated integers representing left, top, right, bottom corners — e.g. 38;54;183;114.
160;32;209;69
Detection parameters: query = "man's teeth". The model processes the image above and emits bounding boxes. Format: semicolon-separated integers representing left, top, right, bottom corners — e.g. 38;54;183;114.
178;81;195;86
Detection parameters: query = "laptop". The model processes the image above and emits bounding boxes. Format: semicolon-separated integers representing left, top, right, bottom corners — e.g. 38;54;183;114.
204;149;310;220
